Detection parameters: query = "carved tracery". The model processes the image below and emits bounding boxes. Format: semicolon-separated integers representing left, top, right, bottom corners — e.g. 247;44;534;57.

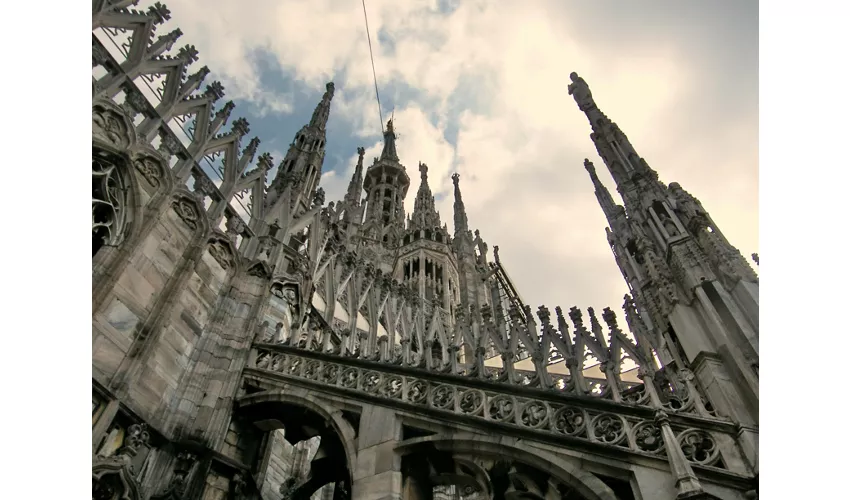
92;424;150;500
93;148;131;257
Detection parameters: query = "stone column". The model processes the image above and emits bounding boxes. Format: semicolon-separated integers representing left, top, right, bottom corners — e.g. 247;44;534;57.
352;405;403;500
641;371;705;499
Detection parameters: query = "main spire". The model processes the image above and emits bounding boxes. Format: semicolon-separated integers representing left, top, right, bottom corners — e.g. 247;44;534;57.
380;119;399;161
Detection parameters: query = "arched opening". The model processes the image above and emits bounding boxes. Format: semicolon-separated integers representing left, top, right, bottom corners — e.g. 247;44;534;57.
93;147;132;258
235;393;356;500
396;436;619;500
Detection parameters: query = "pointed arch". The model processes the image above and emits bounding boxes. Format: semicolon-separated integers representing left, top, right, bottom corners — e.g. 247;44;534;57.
92;144;143;260
92;456;142;500
235;390;357;488
395;433;619;500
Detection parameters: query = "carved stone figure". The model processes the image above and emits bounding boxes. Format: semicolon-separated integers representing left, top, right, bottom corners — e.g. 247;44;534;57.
568;72;596;111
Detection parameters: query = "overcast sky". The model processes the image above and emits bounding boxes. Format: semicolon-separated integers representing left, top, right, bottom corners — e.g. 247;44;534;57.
149;0;758;317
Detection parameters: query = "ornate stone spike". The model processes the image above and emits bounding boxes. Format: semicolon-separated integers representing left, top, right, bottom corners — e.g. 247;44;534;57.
751;253;759;265
567;306;584;327
588;307;603;333
203;79;224;101
216;101;236;123
554;306;567;326
536;305;552;327
163;28;182;48
243;136;261;157
176;45;199;65
147;2;172;24
493;245;501;265
231;117;250;136
601;307;619;330
257;152;273;168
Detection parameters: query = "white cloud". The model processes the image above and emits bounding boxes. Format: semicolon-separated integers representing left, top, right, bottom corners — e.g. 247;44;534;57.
151;0;758;315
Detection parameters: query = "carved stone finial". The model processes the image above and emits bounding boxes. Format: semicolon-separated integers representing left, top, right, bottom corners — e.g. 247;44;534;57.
451;172;460;186
601;307;619;330
419;162;428;178
568;306;584;327
231;117;250;136
751;253;759;265
147;2;172;25
243;137;261;157
357;146;365;157
204;80;225;101
536;305;552;326
160;28;183;49
216;101;236;121
176;45;199;65
257;152;274;168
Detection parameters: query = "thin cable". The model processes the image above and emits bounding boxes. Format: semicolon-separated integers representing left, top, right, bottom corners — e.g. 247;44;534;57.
361;0;384;133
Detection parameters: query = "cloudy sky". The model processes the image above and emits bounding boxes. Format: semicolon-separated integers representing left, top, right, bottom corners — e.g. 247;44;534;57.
145;0;758;316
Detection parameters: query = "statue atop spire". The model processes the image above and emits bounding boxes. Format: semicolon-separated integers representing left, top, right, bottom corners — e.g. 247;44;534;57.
568;72;595;112
380;119;399;162
568;72;607;126
344;147;366;208
309;81;335;131
410;162;440;230
452;173;469;236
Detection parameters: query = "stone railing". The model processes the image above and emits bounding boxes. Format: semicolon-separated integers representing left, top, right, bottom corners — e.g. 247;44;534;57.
245;344;752;480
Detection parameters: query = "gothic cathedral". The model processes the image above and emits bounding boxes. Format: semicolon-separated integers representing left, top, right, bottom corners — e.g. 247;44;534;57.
92;3;758;500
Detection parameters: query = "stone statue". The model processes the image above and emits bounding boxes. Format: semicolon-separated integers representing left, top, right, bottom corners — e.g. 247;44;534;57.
568;72;596;111
655;207;680;237
474;229;488;266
